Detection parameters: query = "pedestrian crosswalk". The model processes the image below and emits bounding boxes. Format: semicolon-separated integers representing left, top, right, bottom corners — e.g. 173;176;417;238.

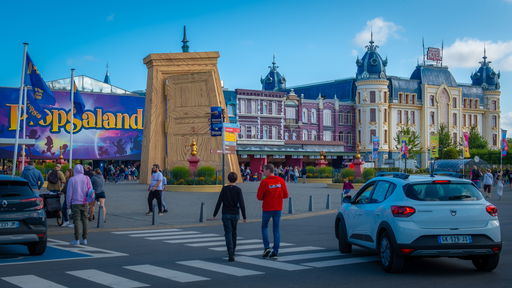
0;228;379;287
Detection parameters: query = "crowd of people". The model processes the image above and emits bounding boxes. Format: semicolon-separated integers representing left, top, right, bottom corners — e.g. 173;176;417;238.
105;164;139;183
240;164;308;183
470;166;506;200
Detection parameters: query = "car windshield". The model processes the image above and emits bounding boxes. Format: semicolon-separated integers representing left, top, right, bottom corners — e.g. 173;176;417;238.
404;183;483;201
0;181;33;198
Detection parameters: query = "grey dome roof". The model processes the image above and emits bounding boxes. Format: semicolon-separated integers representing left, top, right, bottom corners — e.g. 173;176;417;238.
355;37;388;80
261;55;286;91
471;50;500;90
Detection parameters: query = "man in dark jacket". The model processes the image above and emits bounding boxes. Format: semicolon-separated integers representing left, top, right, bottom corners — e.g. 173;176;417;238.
21;161;44;193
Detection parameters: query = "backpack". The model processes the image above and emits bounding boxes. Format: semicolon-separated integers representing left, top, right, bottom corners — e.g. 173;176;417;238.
48;170;59;184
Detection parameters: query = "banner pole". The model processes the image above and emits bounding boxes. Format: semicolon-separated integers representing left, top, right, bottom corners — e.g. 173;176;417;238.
21;87;28;169
69;69;75;166
12;43;28;176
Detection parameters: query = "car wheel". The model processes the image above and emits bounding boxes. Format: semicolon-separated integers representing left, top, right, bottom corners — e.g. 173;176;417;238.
472;254;500;272
337;217;352;253
379;231;404;273
27;238;47;256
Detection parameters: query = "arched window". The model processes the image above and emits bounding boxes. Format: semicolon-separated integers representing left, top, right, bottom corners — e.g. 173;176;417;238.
302;108;308;123
492;100;497;111
311;130;317;141
430;95;435;106
453;113;457;126
311;109;317;124
284;132;289;140
262;101;268;114
370;91;376;103
492;115;497;128
302;130;308;141
323;109;332;126
347;132;353;145
292;133;297;140
452;97;457;108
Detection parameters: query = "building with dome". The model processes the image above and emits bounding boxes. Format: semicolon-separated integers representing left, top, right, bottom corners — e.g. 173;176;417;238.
226;35;501;173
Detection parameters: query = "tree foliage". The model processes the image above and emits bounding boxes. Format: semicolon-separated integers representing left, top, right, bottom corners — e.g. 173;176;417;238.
393;126;421;159
468;126;488;151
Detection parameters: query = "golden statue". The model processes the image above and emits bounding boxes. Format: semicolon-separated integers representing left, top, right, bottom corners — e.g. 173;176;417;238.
320;151;326;161
190;139;198;156
355;143;361;159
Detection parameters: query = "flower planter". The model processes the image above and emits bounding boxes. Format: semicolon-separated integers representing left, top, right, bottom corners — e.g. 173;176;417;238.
298;178;333;184
165;185;222;193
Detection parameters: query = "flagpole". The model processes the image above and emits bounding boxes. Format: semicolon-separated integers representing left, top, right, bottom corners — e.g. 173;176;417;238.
69;69;75;167
21;87;28;169
12;43;28;176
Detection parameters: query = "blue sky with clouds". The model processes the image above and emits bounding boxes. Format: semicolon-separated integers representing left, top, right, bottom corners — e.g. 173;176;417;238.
1;0;511;128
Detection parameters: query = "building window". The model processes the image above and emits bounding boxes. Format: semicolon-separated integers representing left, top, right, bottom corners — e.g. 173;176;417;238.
384;91;388;103
357;109;361;124
469;99;473;109
311;130;317;141
302;108;308;123
286;107;296;120
284;132;289;140
463;114;466;127
405;94;409;104
240;125;246;139
347;132;353;145
474;99;479;109
473;115;477;126
452;97;457;108
384;108;388;123
453;133;458;146
292;133;297;140
357;92;361;104
405;111;409;124
272;126;277;140
430;111;435;125
370;108;376;122
430;95;435;106
469;114;472;126
303;130;308;141
453;113;457;126
398;93;403;104
311;109;317;123
272;102;277;115
492;115;497;128
239;99;246;114
411;111;415;124
358;130;361;144
463;98;467;108
493;134;498;146
251;100;256;114
384;130;388;144
370;91;376;103
397;110;402;124
339;131;344;142
323;131;332;141
263;101;268;114
370;129;376;144
263;126;268;140
492;100;497;111
411;94;416;105
323;109;332;126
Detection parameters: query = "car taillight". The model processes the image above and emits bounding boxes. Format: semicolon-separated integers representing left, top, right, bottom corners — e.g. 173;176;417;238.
391;206;416;217
22;197;44;210
486;205;498;217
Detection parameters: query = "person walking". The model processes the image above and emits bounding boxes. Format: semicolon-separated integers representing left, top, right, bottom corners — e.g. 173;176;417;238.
211;172;247;262
257;164;289;259
61;168;74;227
294;166;299;183
66;164;93;245
342;178;354;199
46;164;66;194
146;164;164;216
482;169;493;199
90;168;107;223
21;161;44;193
495;172;504;201
471;166;482;189
301;166;307;184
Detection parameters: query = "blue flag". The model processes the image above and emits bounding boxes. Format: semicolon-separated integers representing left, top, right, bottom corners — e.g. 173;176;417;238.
72;81;85;117
24;53;55;106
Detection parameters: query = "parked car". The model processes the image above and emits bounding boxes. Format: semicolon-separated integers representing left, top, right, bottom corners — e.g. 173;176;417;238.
0;175;47;255
335;172;502;273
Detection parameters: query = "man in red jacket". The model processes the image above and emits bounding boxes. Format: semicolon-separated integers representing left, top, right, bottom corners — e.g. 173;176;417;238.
257;163;289;259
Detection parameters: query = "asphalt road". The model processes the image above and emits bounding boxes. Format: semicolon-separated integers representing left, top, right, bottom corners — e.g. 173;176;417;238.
0;204;510;288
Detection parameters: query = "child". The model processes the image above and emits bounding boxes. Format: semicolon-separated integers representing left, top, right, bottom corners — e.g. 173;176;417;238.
342;178;354;197
211;172;247;262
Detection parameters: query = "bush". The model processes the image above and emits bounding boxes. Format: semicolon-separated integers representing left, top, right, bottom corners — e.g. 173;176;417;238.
340;168;355;180
196;166;216;179
171;166;189;181
306;166;315;175
317;166;333;178
362;168;376;181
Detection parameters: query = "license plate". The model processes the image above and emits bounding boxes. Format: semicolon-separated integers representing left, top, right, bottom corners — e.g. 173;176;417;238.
0;221;19;229
438;235;472;244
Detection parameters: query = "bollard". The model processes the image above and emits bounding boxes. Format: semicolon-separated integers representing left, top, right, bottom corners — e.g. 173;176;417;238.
152;201;157;225
96;205;103;228
308;195;313;212
326;194;331;210
199;202;204;223
288;197;294;214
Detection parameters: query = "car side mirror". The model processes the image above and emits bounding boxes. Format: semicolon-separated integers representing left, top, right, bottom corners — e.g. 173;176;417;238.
343;195;352;204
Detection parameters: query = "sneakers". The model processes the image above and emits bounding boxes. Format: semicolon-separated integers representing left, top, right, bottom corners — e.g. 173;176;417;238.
70;240;80;245
163;209;169;213
158;212;164;216
145;211;152;216
62;221;70;227
67;224;74;228
228;256;235;262
269;251;278;259
80;239;88;245
262;248;272;258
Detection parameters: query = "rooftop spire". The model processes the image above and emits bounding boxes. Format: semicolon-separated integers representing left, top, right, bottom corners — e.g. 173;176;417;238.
483;44;487;62
365;28;378;51
181;25;189;53
103;62;111;84
269;54;279;71
370;28;374;46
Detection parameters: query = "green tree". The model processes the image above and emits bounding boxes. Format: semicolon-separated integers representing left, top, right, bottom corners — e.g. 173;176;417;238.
393;126;421;159
468;126;488;151
442;147;460;159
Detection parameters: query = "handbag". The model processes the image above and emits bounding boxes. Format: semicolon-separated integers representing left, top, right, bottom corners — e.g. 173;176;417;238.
86;188;96;203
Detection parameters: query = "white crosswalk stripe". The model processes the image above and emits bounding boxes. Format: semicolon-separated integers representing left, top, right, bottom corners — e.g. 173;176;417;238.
187;239;261;247
277;251;341;261
236;256;310;271
125;264;209;283
130;231;199;237
145;233;219;240
237;246;324;256
164;237;226;243
302;256;379;267
112;229;182;234
2;275;67;288
66;269;149;288
178;260;264;276
209;243;292;251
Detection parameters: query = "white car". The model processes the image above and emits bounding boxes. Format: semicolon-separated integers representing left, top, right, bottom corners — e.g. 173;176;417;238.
334;172;502;273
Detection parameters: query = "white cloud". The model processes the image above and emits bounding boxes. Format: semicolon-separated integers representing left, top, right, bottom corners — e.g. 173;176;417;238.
83;55;96;62
501;112;512;133
504;0;512;3
442;38;512;71
353;17;401;47
351;49;358;57
106;14;115;22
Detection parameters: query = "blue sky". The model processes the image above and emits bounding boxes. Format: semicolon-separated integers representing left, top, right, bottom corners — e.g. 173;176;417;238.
1;0;511;127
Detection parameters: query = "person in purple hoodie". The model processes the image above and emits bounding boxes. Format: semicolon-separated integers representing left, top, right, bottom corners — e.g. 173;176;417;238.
66;165;93;245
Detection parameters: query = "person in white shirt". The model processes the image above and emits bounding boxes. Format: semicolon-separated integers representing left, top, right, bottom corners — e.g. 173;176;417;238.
482;169;493;199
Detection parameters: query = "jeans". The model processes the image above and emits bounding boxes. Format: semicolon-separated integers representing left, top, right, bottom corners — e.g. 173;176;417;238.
71;204;88;240
62;200;69;222
222;214;239;257
261;210;282;254
147;190;163;213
